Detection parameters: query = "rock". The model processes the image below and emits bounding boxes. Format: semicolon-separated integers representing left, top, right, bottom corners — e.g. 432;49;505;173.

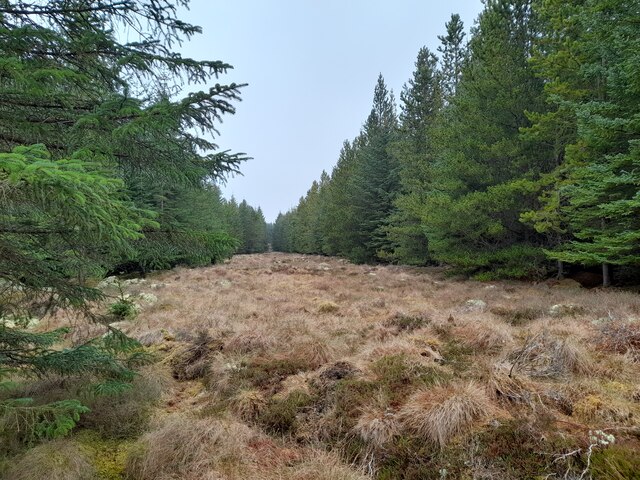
1;317;39;329
218;280;232;289
149;283;167;289
98;276;118;289
123;278;145;286
138;292;158;304
463;299;487;312
317;263;331;271
108;320;134;331
549;304;585;317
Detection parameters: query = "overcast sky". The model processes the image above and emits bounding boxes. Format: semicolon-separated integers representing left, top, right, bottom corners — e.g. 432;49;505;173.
178;0;484;222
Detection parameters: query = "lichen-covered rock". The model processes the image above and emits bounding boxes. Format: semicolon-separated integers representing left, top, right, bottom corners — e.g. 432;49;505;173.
463;299;487;312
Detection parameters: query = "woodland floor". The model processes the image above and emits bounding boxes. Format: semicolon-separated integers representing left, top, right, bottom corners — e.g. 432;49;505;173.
11;253;640;479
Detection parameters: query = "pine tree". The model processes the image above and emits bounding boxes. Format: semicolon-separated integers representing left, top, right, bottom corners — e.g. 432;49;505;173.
527;0;640;284
424;0;554;278
437;14;466;102
385;47;443;264
349;74;399;263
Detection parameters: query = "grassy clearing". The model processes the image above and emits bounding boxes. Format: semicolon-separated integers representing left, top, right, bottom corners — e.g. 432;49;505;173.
5;253;640;479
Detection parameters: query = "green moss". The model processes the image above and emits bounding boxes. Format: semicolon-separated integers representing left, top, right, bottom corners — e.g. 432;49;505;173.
75;430;133;480
333;379;378;423
368;354;449;407
257;390;312;435
376;434;468;480
234;357;313;391
440;341;473;373
490;306;542;326
590;445;640;480
477;419;576;479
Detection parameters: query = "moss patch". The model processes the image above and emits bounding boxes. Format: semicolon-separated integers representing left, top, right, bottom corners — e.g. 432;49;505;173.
76;430;134;480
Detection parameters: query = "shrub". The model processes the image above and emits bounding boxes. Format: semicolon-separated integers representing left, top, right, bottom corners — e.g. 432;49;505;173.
109;298;138;319
170;330;221;381
597;321;640;359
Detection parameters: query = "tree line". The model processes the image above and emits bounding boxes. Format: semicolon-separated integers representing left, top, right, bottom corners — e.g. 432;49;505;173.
272;0;640;286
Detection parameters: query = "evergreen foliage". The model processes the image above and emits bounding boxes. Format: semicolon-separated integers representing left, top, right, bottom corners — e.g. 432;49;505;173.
272;0;640;284
0;0;264;446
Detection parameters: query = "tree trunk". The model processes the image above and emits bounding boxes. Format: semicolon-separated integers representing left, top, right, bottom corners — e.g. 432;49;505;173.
556;260;565;280
602;263;611;287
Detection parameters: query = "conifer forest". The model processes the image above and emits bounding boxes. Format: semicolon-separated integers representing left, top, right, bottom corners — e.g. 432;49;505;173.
1;1;639;479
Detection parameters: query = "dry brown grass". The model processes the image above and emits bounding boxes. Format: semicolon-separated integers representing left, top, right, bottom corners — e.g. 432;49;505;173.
353;405;399;448
31;252;640;479
125;414;259;480
400;382;490;448
4;439;96;480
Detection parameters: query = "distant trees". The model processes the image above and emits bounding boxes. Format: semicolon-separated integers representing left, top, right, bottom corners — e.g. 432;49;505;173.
273;0;640;284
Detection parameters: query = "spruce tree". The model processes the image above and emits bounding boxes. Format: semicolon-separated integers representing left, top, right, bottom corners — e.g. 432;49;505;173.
385;47;443;264
424;0;554;278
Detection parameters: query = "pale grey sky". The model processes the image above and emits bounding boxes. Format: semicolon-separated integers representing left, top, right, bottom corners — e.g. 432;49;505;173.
178;0;484;222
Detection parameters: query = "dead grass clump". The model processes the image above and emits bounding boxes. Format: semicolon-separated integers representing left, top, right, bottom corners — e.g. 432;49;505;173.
452;320;513;354
490;306;542;325
291;338;333;370
170;330;221;380
485;364;539;406
318;301;339;314
508;331;593;378
400;382;490;448
596;321;640;359
5;439;96;480
230;389;267;422
384;312;430;333
78;367;166;438
353;406;399;448
286;451;369;480
125;414;257;480
224;330;277;355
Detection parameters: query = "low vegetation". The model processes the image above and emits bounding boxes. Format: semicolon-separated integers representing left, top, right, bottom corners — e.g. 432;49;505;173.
4;253;637;479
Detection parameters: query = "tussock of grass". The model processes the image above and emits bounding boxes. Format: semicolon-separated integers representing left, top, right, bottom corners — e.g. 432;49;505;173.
29;253;640;479
508;331;594;378
230;389;267;422
4;439;96;480
353;405;399;448
400;382;490;448
125;415;258;480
